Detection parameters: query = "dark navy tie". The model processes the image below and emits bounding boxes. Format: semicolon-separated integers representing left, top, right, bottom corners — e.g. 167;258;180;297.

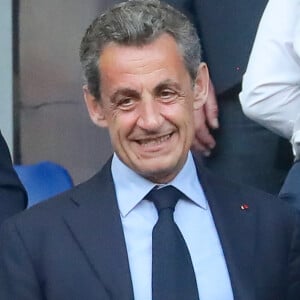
147;185;199;300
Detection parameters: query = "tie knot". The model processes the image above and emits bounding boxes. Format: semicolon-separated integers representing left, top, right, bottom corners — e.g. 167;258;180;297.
147;185;182;213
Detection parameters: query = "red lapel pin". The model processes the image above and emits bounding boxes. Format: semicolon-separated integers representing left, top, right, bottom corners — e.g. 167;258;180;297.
240;204;249;210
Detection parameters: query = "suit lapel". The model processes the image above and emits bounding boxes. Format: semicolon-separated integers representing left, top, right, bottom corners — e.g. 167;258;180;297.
195;159;256;300
63;159;134;300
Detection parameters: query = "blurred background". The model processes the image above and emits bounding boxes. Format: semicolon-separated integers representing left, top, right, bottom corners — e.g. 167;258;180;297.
1;0;123;184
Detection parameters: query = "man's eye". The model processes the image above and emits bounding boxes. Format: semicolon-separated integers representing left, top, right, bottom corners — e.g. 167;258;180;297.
118;98;135;109
159;90;177;100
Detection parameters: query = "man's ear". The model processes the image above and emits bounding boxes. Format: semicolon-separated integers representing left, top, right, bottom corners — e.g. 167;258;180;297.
83;85;108;128
193;62;209;110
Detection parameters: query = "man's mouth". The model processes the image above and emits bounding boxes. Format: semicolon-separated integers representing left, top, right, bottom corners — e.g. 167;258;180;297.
136;133;172;147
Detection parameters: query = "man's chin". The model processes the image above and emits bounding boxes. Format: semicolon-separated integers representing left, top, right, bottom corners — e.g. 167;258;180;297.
133;159;180;183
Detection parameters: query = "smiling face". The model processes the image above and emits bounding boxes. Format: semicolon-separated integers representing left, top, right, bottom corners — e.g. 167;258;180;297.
84;33;209;183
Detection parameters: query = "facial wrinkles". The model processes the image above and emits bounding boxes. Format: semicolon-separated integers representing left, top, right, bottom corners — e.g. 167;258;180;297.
103;74;183;128
117;82;190;146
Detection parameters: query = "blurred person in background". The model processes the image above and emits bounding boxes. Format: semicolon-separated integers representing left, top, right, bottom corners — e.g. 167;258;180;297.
0;131;27;226
165;0;293;194
240;0;300;211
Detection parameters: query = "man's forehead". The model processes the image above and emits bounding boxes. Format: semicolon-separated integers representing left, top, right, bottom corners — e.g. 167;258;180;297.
98;36;187;83
99;33;182;66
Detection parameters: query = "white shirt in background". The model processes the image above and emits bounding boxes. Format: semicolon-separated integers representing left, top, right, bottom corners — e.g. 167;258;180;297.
239;0;300;159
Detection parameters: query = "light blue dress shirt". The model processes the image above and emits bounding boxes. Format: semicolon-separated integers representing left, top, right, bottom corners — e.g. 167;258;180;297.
111;152;234;300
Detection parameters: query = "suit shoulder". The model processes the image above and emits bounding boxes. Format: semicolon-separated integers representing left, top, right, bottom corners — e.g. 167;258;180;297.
203;166;295;215
2;166;110;229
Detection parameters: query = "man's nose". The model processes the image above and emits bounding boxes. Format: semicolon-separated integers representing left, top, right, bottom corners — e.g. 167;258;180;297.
136;98;163;130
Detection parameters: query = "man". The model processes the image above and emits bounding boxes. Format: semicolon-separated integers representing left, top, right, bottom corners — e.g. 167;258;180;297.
165;0;293;194
240;0;300;211
0;1;299;299
0;131;27;226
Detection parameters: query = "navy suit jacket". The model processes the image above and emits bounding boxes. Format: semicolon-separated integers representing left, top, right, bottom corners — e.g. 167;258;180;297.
0;157;299;299
280;161;300;212
165;0;268;94
0;132;27;226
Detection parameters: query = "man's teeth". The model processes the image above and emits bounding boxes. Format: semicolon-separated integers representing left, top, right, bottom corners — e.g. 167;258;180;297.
139;134;171;146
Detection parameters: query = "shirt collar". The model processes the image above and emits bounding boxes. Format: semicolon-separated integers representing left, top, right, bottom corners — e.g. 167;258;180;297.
111;152;207;217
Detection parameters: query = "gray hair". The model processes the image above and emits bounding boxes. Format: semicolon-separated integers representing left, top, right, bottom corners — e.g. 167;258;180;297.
79;0;202;100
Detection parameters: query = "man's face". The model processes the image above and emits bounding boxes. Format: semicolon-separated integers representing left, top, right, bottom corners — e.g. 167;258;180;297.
84;34;208;183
